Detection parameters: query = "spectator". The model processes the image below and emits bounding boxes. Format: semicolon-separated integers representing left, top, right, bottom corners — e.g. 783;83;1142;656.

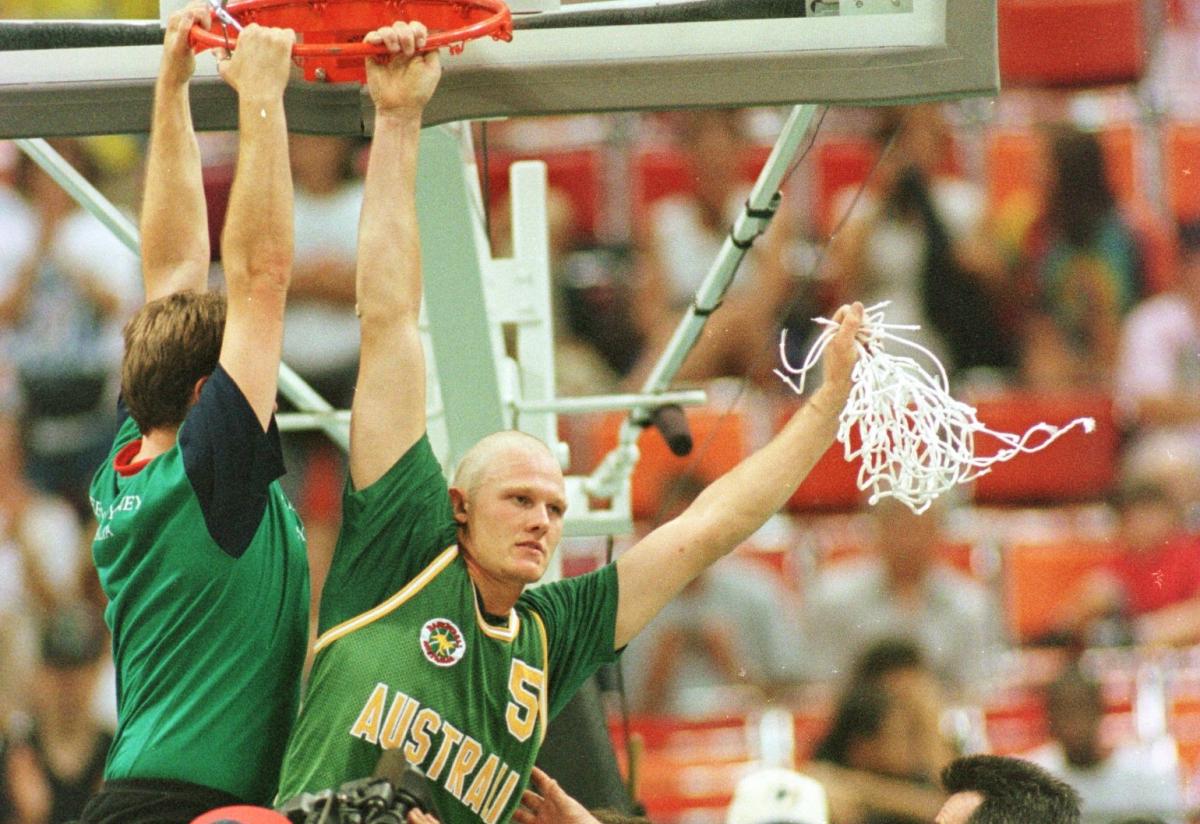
827;105;1013;378
2;607;113;824
808;678;945;824
0;140;140;517
630;109;797;386
1052;482;1200;647
621;558;803;716
800;499;1002;695
849;639;957;782
0;412;86;729
1023;666;1183;823
1114;224;1200;515
935;754;1080;824
1003;124;1142;390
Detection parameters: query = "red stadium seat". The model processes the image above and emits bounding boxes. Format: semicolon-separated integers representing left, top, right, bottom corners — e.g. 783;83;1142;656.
999;0;1147;88
971;392;1117;505
815;136;878;234
631;145;773;225
482;147;603;242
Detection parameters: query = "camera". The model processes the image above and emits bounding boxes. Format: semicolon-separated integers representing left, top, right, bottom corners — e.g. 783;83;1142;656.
278;756;438;824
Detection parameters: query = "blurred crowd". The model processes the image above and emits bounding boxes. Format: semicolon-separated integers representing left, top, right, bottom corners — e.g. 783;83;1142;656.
5;11;1200;819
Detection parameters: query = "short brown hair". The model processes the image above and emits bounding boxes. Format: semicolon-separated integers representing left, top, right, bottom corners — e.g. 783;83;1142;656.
121;290;226;433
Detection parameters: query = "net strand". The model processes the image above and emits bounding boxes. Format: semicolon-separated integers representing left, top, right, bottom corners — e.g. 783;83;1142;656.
775;301;1096;514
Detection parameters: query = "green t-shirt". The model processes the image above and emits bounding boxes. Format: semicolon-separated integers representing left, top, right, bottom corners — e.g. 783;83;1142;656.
276;435;619;824
89;367;310;804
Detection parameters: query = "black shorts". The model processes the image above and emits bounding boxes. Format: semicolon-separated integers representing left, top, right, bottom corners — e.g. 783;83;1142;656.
79;777;247;824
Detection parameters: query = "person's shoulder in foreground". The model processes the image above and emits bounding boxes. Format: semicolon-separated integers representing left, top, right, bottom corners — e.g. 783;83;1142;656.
935;754;1081;824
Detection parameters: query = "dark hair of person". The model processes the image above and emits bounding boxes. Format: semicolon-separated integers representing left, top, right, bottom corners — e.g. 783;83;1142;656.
851;637;927;684
1044;124;1117;249
1109;480;1179;517
121;290;227;433
940;755;1081;823
811;681;894;767
591;809;655;824
1045;665;1103;717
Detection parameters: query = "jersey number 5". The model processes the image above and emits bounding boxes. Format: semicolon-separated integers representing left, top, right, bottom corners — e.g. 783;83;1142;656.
506;659;545;742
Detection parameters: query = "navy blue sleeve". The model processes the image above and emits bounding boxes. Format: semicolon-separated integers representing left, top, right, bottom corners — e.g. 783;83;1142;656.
179;365;287;558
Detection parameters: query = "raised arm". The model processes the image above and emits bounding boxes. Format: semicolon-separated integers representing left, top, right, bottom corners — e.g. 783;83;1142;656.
348;24;441;490
140;2;212;304
214;24;297;429
613;302;863;649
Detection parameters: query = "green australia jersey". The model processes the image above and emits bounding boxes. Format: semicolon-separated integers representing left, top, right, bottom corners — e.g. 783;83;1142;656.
276;435;619;824
89;366;310;804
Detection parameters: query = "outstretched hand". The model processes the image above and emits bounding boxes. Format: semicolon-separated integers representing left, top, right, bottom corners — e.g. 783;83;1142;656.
511;768;601;824
159;1;211;87
363;22;442;118
820;301;864;401
216;23;296;99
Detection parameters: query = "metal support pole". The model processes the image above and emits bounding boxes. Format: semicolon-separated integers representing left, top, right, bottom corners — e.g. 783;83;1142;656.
586;104;820;498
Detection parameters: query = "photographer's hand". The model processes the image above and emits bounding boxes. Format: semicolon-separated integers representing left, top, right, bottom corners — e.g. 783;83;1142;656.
407;809;439;824
513;768;602;824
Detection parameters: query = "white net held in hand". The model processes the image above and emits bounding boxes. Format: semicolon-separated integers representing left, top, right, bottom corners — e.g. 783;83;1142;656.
775;302;1095;514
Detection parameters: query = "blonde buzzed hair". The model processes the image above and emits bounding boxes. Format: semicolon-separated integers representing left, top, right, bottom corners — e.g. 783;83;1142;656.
452;431;557;496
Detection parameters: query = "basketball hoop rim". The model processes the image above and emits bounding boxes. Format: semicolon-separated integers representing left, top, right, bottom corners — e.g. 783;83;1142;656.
189;0;512;60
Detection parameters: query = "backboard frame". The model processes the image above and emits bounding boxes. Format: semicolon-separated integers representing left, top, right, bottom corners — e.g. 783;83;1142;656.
0;0;995;138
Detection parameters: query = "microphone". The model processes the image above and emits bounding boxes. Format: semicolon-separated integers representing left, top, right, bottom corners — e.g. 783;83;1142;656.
650;404;693;457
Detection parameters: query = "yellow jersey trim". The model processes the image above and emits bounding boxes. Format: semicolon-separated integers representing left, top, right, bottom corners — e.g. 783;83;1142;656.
313;545;458;653
472;585;520;642
530;610;550;745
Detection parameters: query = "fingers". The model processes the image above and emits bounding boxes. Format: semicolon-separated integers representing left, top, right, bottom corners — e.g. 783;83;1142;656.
364;20;429;57
513;787;543;824
407;809;440;824
520;788;545;810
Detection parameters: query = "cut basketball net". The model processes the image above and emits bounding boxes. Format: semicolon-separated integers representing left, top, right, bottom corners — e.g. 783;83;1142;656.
775;302;1095;514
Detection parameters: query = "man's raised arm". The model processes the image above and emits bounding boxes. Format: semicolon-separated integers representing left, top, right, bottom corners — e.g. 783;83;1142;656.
140;1;212;304
214;25;297;430
613;302;864;649
348;24;441;490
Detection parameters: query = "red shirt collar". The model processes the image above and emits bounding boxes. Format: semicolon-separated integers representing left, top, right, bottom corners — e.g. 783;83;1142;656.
113;439;152;477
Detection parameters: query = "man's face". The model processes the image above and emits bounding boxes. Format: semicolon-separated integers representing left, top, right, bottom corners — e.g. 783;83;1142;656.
935;791;982;824
457;443;567;590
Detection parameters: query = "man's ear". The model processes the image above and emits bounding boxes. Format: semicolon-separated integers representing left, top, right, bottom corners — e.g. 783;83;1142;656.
449;487;468;526
190;375;209;405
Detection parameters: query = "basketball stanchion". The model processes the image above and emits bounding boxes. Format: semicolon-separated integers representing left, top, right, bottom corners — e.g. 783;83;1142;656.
775;301;1096;514
189;0;513;83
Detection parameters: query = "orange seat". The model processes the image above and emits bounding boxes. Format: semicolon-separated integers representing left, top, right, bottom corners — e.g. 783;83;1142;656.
971;392;1117;505
592;408;749;522
985;129;1041;209
1166;122;1200;224
1004;539;1121;643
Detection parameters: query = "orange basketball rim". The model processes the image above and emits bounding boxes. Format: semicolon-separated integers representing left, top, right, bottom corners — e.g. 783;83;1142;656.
190;0;513;83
